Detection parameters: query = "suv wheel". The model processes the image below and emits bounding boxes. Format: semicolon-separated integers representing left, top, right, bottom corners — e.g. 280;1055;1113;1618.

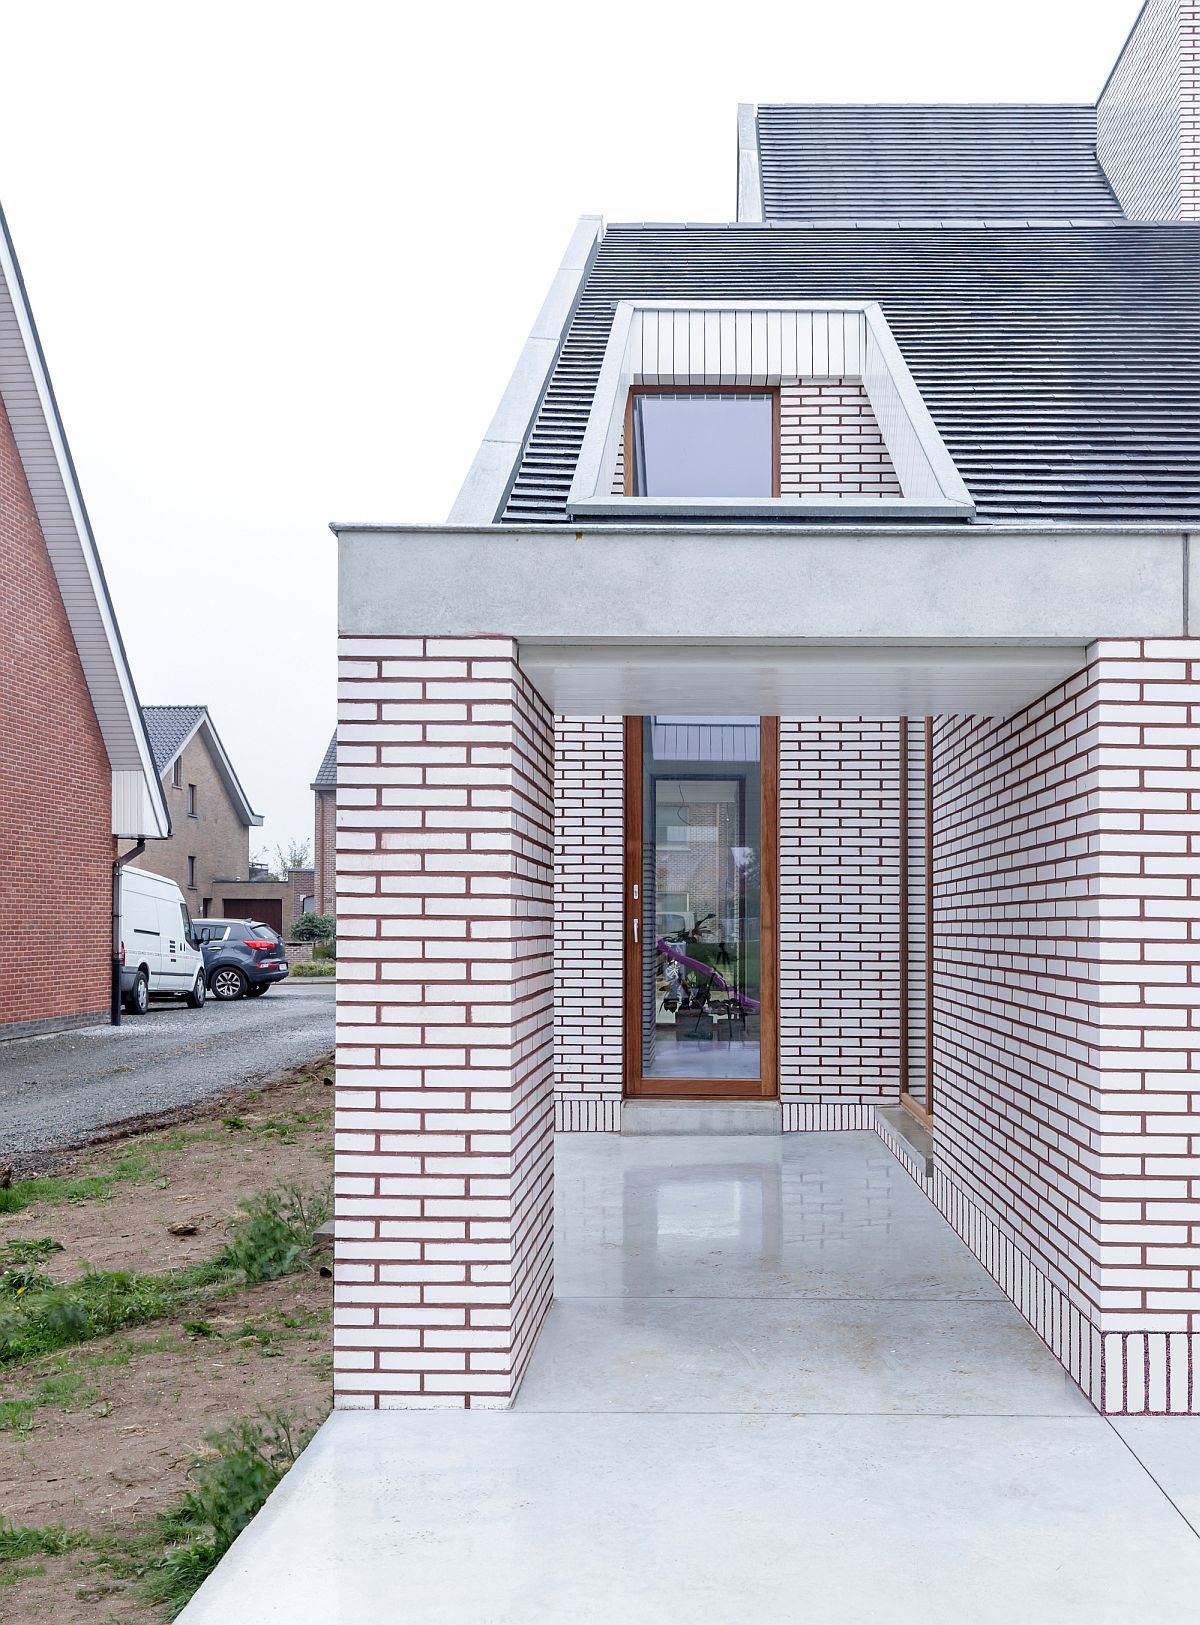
210;967;248;1001
184;972;207;1009
123;971;149;1016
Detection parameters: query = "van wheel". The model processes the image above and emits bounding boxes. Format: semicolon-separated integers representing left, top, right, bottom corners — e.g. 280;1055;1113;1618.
185;973;207;1009
210;967;247;1001
123;971;149;1016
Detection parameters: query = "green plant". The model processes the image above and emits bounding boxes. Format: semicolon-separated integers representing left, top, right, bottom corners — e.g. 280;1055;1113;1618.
291;961;334;977
142;1412;313;1617
219;1185;330;1283
0;1518;81;1560
312;938;337;961
290;911;335;942
0;1236;63;1298
0;1153;153;1214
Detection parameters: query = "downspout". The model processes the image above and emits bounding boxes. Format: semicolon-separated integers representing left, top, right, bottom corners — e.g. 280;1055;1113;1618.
111;841;146;1026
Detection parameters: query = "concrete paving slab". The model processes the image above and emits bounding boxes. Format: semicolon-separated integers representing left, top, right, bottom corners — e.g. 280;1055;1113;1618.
178;1411;1200;1625
517;1296;1093;1415
1110;1417;1200;1535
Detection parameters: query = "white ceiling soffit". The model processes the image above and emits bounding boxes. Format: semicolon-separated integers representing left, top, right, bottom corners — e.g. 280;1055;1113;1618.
0;207;169;840
568;300;975;522
518;641;1084;719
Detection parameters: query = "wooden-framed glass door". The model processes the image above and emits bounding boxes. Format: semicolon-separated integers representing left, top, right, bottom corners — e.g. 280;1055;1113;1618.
624;715;778;1100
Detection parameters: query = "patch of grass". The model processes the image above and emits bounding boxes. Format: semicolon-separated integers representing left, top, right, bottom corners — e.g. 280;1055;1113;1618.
0;1150;156;1215
0;1183;330;1365
141;1411;313;1618
291;961;334;977
0;1237;64;1300
0;1518;83;1561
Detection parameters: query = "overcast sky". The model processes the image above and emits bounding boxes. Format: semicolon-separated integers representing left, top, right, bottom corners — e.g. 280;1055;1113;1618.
0;0;1141;855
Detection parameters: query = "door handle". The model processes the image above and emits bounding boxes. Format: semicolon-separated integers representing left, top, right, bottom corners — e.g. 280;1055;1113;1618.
633;918;639;945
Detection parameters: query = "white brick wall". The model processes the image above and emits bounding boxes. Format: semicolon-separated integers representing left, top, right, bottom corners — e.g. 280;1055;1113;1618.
778;719;903;1127
779;379;900;496
1098;0;1200;218
334;636;555;1409
924;640;1200;1412
554;717;624;1130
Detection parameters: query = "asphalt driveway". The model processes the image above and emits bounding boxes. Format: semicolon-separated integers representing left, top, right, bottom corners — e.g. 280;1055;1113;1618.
0;980;335;1164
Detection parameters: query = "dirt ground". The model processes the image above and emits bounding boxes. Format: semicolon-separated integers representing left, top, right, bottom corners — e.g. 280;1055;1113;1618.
0;1054;335;1624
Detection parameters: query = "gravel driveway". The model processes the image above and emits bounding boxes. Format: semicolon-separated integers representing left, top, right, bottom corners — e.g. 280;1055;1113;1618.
0;980;335;1164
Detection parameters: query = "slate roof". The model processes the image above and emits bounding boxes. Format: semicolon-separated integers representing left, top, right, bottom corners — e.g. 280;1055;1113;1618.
141;704;206;774
500;222;1200;527
311;734;336;789
754;105;1124;221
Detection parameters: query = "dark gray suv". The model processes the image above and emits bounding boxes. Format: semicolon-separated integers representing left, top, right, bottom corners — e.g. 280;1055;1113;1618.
193;919;289;1000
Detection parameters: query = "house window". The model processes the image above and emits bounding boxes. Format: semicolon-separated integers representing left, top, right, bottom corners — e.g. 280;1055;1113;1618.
187;784;197;817
172;758;182;788
187;856;196;889
630;391;776;499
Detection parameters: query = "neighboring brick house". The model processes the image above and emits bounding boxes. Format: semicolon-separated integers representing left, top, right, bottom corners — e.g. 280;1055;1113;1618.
0;204;168;1038
311;733;335;917
132;705;319;936
133;705;262;917
330;2;1200;1418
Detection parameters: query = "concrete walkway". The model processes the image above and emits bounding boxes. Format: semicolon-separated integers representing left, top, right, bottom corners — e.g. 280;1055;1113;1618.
179;1130;1200;1623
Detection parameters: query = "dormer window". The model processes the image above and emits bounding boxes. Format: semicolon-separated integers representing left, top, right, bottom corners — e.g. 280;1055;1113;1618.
569;300;974;521
630;390;777;498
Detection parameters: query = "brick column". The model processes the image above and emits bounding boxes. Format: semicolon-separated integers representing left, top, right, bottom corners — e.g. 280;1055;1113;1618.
333;636;554;1409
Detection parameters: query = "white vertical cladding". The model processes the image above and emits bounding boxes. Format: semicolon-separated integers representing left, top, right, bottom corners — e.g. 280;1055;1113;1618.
630;305;867;389
111;769;152;839
1097;0;1200;219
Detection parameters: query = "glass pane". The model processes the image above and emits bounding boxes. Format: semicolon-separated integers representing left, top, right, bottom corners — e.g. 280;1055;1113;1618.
640;716;761;1083
632;393;773;498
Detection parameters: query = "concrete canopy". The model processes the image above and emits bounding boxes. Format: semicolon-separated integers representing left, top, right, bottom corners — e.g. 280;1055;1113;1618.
335;522;1193;716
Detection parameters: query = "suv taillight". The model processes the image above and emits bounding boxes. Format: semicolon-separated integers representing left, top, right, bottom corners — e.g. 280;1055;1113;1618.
244;939;276;951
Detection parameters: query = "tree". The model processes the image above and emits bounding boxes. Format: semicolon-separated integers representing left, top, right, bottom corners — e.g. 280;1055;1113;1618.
250;839;312;881
291;912;335;942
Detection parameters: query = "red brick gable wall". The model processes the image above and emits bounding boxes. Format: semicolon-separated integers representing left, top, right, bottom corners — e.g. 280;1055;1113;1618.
0;394;113;1031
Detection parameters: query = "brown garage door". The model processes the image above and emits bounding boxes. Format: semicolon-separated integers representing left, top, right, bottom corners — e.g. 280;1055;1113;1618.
221;898;284;936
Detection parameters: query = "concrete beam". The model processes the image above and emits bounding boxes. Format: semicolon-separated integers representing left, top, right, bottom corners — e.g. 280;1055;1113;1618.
338;525;1189;645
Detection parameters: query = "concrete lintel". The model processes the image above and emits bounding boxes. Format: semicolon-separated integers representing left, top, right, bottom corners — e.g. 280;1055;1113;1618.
338;526;1189;648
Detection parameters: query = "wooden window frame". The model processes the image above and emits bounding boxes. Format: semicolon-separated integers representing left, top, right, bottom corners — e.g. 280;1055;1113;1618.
623;715;778;1101
623;386;781;500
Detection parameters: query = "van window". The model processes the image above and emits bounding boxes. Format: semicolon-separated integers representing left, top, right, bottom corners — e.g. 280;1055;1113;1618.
180;903;196;947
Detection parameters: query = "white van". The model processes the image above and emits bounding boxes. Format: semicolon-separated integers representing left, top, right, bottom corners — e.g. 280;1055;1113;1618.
119;867;207;1014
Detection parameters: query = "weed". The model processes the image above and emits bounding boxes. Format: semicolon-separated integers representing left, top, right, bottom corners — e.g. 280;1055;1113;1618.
183;1320;214;1338
221;1116;246;1131
219;1184;330;1283
142;1411;313;1617
0;1397;36;1432
0;1518;82;1560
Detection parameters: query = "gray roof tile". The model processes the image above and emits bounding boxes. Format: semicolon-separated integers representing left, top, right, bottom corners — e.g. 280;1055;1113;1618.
312;733;336;789
141;705;206;774
500;222;1200;528
755;105;1124;221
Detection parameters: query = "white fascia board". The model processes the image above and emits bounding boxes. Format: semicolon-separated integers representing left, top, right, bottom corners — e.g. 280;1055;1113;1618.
170;712;261;827
737;104;763;223
447;214;604;524
0;206;170;839
567;299;974;521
